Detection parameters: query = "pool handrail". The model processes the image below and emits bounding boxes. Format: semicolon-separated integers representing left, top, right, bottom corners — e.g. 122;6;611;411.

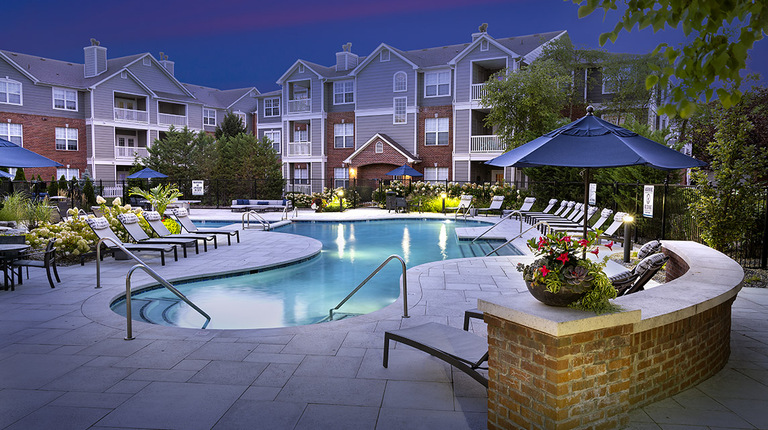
241;210;270;230
484;220;552;257
471;210;525;243
94;237;211;339
329;254;409;321
454;203;475;220
282;204;297;220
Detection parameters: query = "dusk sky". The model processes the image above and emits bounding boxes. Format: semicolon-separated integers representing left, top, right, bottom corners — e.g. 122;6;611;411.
3;0;766;94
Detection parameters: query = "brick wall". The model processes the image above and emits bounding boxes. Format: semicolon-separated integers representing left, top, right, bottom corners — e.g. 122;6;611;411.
663;248;690;282
349;136;411;178
417;105;453;178
326;111;355;181
1;112;87;180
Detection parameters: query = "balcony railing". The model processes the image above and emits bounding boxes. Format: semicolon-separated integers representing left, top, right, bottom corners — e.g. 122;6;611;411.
470;135;504;152
158;113;187;126
114;108;149;123
471;83;488;101
115;146;149;159
287;98;311;113
285;183;312;195
287;142;311;156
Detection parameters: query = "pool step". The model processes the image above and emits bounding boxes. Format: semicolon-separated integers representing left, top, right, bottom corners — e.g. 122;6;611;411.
458;240;519;258
315;311;364;324
135;297;183;325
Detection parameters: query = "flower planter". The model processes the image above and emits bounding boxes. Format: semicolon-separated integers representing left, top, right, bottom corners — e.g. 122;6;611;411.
525;280;586;307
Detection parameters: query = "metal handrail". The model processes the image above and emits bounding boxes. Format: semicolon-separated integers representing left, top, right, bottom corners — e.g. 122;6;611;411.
329;254;409;321
471;210;525;243
241;210;270;230
94;237;211;339
454;203;475;220
484;221;552;257
281;204;297;220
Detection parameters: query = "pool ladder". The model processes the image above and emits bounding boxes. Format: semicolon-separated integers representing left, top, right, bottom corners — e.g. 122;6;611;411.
483;221;552;256
241;210;271;230
326;254;409;322
94;238;211;340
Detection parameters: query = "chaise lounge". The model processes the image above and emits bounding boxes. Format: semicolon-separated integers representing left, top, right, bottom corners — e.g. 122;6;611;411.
86;217;178;265
173;208;239;246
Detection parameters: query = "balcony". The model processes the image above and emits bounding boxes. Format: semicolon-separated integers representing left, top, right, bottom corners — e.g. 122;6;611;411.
115;146;149;159
158;113;187;127
287;142;311;156
114;108;148;123
287;99;311;113
285;183;312;194
471;83;488;101
470;135;504;152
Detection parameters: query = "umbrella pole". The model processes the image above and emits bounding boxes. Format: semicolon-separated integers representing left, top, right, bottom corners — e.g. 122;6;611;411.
583;168;590;258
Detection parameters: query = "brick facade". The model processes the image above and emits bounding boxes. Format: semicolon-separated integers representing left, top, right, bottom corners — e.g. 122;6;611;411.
1;112;87;180
347;135;414;182
417;105;453;179
326;111;356;182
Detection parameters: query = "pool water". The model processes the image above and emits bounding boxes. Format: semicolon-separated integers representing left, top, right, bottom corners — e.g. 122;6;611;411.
111;219;521;329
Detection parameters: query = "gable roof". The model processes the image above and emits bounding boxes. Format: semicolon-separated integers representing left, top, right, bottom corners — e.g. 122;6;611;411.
350;43;418;76
343;133;420;165
276;59;325;84
182;84;259;109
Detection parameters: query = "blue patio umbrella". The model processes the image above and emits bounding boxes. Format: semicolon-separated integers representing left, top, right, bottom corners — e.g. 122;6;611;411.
386;164;423;177
0;170;12;179
486;106;707;238
0;137;63;168
127;167;168;179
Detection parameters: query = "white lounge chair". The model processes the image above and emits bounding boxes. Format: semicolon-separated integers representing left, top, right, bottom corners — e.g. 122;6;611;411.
476;195;505;216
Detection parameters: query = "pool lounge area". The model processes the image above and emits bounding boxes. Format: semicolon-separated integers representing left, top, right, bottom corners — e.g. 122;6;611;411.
0;208;766;429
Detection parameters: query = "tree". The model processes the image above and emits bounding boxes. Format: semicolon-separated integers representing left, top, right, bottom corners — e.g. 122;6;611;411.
573;0;768;117
13;168;25;181
143;126;216;180
215;112;247;140
215;134;283;200
597;53;666;124
481;59;571;149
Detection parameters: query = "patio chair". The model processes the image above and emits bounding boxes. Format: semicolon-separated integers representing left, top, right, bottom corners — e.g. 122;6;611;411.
173;208;239;246
476;195;504;216
117;213;199;258
522;199;559;222
551;208;614;235
11;238;60;289
86;217;177;266
611;252;668;296
383;322;489;387
143;211;216;251
527;201;576;224
501;197;536;217
446;194;474;212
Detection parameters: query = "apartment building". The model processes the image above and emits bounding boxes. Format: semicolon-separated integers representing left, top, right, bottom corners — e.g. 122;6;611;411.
0;40;259;182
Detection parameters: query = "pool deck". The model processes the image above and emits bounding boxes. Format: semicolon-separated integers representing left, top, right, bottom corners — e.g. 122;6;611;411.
0;208;765;429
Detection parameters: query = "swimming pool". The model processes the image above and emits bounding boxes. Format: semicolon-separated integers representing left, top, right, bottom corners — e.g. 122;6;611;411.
111;219;522;329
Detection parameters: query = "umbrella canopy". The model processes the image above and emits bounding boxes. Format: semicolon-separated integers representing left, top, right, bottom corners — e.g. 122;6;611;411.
0;137;63;168
486;107;707;239
127;168;168;179
386;164;423;177
0;170;12;179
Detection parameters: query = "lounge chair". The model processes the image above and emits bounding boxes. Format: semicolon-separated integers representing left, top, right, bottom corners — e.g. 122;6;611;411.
117;213;199;258
173;208;239;246
86;217;177;265
476;195;504;216
446;195;474;215
143;211;216;251
384;322;489;387
522;199;559;222
502;197;535;217
11;238;60;289
528;201;576;223
551;208;614;234
611;252;668;296
545;204;596;227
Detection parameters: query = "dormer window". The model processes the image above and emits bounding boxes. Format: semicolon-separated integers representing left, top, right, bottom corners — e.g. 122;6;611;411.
480;40;489;51
0;78;22;105
120;71;127;79
380;50;390;62
143;57;151;66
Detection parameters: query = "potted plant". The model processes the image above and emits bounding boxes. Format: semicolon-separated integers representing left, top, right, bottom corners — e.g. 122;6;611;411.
517;230;618;314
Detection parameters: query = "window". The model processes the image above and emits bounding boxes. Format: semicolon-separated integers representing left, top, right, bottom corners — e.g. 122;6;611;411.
203;109;216;126
375;142;383;153
334;167;349;188
480;40;489;51
298;64;305;73
293;165;308;184
0;123;22;145
380;50;390;62
425;71;450;97
264;129;281;153
234;112;247;126
120;71;127;79
424;167;449;184
425;118;449;145
55;127;78;151
333;81;354;104
393;72;407;92
264;98;280;117
393;97;407;124
57;167;79;180
293;123;308;142
53;88;77;111
0;78;22;105
334;123;354;148
143;57;151;66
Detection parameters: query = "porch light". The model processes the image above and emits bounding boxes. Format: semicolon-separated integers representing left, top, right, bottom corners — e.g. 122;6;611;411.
623;214;635;263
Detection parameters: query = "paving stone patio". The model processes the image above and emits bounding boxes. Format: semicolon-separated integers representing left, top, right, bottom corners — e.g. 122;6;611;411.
0;208;765;429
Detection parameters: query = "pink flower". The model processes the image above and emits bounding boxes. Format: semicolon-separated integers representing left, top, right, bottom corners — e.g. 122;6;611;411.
606;241;614;251
578;239;589;247
556;253;569;264
591;248;600;256
540;266;550;277
559;236;572;243
537;237;548;249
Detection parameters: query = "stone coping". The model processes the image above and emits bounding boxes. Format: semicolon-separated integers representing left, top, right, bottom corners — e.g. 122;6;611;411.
478;240;744;336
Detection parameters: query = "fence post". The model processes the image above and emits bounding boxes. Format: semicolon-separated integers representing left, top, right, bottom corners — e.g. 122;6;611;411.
661;176;669;240
215;179;220;209
762;188;768;269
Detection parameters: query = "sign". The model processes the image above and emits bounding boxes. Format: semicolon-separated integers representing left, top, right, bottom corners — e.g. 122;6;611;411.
643;185;654;218
588;183;597;205
191;180;205;196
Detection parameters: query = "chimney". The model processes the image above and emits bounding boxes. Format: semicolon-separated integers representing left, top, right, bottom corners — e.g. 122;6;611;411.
159;52;175;76
84;38;107;78
472;23;489;41
335;42;358;71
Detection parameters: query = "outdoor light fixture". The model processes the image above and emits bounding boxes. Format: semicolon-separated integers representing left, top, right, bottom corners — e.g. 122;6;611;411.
441;192;447;214
623;214;635;262
348;167;356;179
337;189;345;211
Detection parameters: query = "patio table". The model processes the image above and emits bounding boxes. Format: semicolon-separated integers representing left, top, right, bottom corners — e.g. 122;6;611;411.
0;243;30;290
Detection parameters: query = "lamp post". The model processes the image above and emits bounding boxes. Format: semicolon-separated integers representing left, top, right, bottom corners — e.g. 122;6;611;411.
337;189;345;212
623;214;634;263
441;192;447;215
